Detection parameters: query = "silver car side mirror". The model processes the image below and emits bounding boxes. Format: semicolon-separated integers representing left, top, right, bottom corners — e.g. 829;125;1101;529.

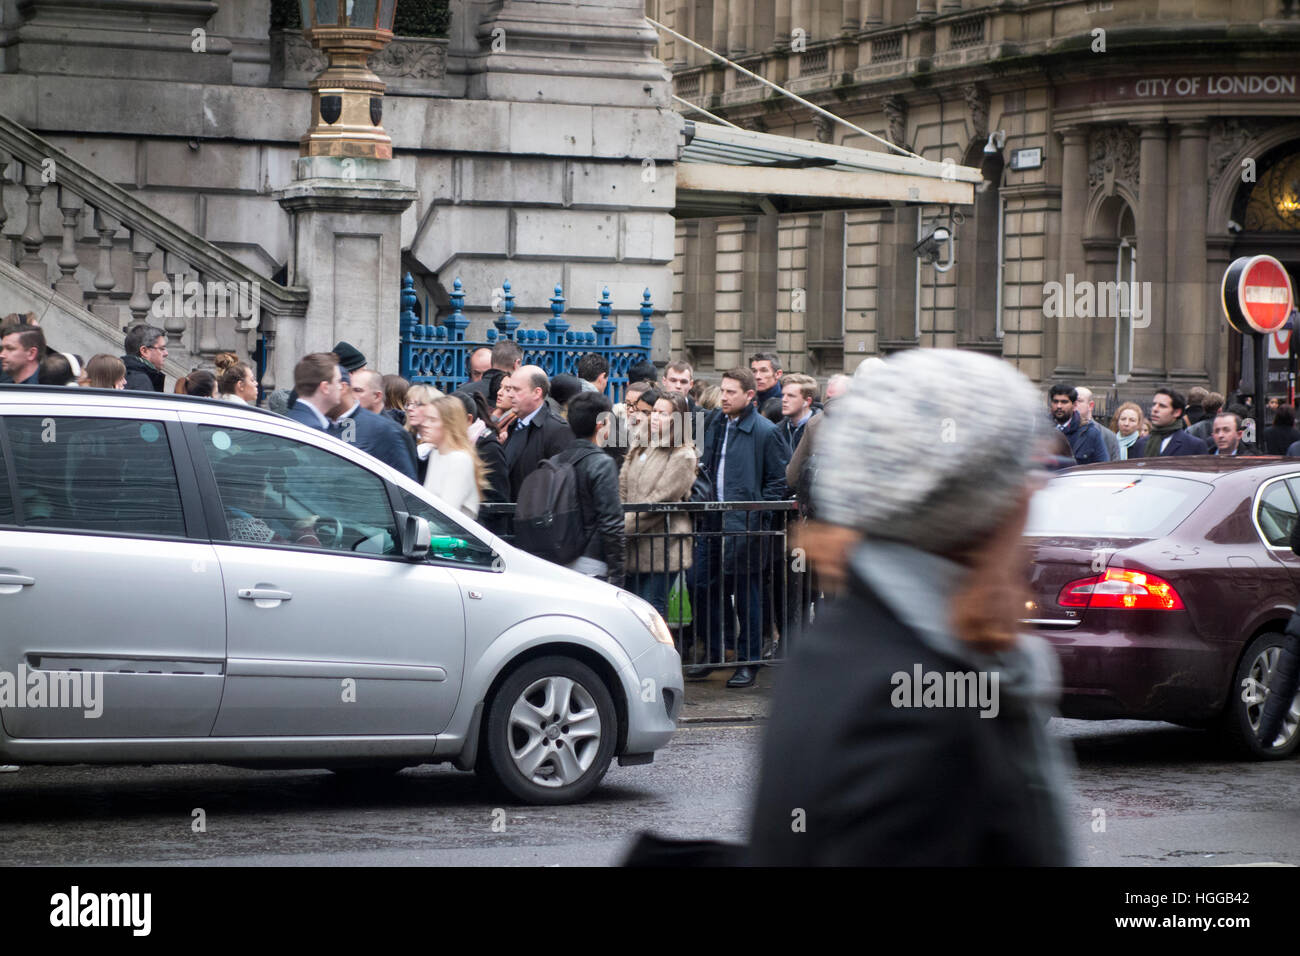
396;511;432;561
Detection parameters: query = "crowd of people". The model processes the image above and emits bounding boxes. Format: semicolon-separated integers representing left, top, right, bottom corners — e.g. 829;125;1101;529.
8;312;1300;687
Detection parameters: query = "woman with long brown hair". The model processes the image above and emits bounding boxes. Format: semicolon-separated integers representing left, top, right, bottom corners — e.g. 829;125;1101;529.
747;348;1073;866
619;390;697;617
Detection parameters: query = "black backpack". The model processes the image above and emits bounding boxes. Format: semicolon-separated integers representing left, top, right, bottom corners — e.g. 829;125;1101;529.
513;446;598;564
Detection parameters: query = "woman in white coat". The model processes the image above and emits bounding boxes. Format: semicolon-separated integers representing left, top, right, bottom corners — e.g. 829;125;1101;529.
417;394;488;519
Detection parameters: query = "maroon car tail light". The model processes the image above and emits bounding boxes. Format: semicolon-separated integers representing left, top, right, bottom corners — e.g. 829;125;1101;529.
1057;568;1186;611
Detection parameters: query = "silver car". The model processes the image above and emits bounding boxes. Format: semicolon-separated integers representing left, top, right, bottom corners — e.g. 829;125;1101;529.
0;385;681;804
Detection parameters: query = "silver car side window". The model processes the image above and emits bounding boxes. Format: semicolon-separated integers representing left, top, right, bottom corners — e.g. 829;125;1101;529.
4;416;186;537
396;487;495;568
199;425;399;555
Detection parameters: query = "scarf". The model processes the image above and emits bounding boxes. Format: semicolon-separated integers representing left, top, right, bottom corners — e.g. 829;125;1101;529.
1116;429;1138;460
1143;420;1184;458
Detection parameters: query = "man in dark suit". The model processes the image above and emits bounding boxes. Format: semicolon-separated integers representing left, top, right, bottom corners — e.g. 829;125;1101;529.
1210;411;1259;456
285;353;344;432
330;371;419;480
502;364;573;500
1140;387;1209;457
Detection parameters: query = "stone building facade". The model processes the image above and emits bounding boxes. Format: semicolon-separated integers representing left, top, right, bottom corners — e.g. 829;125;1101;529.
0;0;681;387
654;0;1300;403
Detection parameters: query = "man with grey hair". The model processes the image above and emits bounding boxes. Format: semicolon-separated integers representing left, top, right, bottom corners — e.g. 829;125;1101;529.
503;364;572;499
824;373;853;401
121;324;168;392
1075;386;1119;462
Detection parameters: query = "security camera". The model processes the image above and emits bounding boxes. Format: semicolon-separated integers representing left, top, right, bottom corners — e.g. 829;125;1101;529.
913;226;951;260
914;224;955;272
1227;219;1242;234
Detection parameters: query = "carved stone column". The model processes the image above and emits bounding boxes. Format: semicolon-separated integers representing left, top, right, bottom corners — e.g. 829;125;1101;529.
1054;126;1090;376
775;0;792;48
1172;122;1209;379
675;0;693;65
714;0;732;53
729;0;750;54
1132;122;1169;377
842;0;859;32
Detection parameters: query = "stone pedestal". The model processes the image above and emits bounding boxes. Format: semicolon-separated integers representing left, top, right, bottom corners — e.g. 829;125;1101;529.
273;157;416;385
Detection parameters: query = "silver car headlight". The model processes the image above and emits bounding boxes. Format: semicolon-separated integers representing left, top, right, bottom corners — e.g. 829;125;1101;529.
617;591;676;646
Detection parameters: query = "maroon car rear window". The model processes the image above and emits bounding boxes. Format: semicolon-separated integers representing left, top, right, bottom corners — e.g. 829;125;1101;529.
1026;474;1212;538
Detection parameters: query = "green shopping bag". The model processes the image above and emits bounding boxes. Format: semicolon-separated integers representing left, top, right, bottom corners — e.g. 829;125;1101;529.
667;572;692;627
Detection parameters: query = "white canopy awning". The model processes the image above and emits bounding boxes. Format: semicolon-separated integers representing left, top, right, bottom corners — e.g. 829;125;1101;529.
675;121;982;218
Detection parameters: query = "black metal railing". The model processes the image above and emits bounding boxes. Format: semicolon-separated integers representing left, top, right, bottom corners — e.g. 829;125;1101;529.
480;500;817;669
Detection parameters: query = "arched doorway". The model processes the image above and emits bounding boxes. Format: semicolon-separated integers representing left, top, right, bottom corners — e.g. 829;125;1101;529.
1226;141;1300;407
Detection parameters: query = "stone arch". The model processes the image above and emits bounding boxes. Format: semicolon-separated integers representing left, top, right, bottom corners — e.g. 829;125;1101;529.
1085;183;1139;240
1208;121;1300;238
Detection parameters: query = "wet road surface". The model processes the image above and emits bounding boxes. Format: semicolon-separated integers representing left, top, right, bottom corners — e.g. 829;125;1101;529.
0;720;1295;866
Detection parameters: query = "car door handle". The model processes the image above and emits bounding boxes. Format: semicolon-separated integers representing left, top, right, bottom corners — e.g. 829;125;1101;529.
0;572;35;594
237;587;293;603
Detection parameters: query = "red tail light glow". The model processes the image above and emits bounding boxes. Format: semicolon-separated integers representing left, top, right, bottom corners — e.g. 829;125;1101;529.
1057;568;1185;611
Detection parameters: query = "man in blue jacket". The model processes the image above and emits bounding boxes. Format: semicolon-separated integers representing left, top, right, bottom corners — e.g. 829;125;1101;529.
1141;387;1209;457
690;367;792;688
1048;383;1109;465
286;353;418;480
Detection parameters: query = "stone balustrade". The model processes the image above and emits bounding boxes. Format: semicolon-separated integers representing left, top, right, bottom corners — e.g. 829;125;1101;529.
0;110;308;389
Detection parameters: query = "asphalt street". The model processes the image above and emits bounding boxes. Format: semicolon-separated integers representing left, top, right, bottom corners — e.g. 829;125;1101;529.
0;719;1296;866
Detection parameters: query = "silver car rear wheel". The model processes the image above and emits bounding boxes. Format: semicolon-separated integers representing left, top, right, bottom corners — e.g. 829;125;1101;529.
482;656;617;804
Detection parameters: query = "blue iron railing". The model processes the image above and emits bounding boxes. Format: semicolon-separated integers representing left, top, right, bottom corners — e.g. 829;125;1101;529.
399;274;656;403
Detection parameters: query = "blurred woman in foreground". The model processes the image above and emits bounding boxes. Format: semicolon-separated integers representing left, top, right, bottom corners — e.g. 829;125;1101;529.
747;348;1074;866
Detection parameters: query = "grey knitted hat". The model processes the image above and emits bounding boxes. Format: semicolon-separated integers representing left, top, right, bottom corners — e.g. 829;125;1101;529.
813;348;1043;554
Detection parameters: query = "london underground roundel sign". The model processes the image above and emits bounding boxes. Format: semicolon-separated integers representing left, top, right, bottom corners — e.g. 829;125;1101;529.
1222;255;1295;334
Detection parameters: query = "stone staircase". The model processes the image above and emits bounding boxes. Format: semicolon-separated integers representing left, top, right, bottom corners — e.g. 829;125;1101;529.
0;110;308;389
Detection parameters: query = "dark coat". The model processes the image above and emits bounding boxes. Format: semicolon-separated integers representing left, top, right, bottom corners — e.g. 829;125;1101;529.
1145;429;1209;457
756;380;783;406
333;405;419;480
697;404;791;573
747;567;1072;866
1261;425;1300;456
476;431;510;506
503;405;574;500
462;368;507;408
284;399;330;431
556;439;625;587
1058;411;1109;464
780;408;819;453
122;354;164;392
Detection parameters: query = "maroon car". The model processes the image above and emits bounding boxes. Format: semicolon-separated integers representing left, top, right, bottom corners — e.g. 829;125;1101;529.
1023;457;1300;759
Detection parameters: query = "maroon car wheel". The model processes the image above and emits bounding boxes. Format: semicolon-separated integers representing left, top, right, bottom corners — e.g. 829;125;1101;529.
1222;632;1300;760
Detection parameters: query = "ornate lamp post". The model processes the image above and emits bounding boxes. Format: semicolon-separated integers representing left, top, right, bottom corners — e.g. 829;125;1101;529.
298;0;399;159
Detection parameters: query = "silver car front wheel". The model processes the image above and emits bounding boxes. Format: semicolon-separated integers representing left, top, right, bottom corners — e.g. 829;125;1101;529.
482;656;618;804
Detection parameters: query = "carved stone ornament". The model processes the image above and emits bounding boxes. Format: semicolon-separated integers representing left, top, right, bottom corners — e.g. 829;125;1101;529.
883;95;908;150
370;39;447;80
1087;125;1140;193
283;32;328;75
963;83;989;140
814;113;833;144
1207;117;1270;198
